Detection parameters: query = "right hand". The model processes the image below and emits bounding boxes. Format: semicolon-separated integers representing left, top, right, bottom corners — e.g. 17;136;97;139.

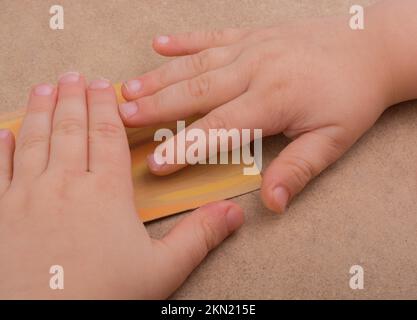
0;73;244;299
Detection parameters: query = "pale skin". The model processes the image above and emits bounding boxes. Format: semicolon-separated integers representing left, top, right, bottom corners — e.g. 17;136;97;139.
0;74;244;299
119;0;417;213
1;0;417;299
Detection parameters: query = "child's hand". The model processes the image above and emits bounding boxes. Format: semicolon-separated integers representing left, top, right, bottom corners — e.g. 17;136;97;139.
119;11;397;213
0;73;244;299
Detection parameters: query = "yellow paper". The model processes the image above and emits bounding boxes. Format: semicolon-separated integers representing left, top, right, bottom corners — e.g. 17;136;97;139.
0;84;262;222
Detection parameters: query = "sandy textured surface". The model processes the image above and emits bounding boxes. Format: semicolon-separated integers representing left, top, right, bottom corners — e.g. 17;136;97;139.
1;0;416;299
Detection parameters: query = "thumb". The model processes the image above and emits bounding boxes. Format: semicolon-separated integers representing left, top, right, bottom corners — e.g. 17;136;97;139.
152;201;244;297
261;128;351;213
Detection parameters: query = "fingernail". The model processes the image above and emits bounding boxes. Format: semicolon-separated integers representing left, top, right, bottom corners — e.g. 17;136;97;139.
119;101;138;119
124;79;142;94
226;206;244;232
89;79;110;90
156;35;170;44
0;129;10;140
272;186;290;213
34;84;54;96
147;153;164;171
59;71;80;84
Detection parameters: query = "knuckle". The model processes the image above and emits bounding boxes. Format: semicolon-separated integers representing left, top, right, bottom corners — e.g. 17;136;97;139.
184;31;196;41
222;27;243;39
239;49;262;75
310;130;349;165
156;63;171;86
198;215;218;253
284;155;316;188
93;174;122;193
188;51;209;74
150;93;163;115
45;169;85;201
53;118;85;136
0;167;10;180
322;131;349;153
187;74;211;98
90;121;125;140
17;133;48;152
207;29;225;43
27;103;51;114
203;110;229;130
55;168;86;181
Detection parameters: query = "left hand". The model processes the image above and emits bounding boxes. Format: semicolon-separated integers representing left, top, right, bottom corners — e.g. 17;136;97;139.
118;16;394;213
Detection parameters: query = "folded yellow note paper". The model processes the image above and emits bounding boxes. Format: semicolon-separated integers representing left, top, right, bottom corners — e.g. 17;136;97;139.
0;84;262;222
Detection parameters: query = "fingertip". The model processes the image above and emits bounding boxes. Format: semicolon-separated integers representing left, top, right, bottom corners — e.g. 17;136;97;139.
261;183;289;214
200;200;244;232
28;84;57;113
87;78;117;106
154;35;170;46
146;152;188;176
57;72;86;99
88;78;111;90
119;101;139;123
58;71;83;85
121;79;143;101
121;82;130;100
225;202;245;232
121;82;134;101
147;162;185;176
146;153;165;174
32;83;55;97
0;129;13;144
152;34;187;57
152;35;172;54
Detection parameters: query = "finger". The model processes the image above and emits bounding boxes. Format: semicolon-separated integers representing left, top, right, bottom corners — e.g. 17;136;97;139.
152;28;251;57
261;128;350;213
13;84;57;182
0;129;15;195
87;79;131;176
120;63;249;127
152;201;244;297
49;72;88;172
146;92;267;175
121;46;241;101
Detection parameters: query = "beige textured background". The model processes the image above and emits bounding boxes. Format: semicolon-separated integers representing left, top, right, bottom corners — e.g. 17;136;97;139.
1;0;416;299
